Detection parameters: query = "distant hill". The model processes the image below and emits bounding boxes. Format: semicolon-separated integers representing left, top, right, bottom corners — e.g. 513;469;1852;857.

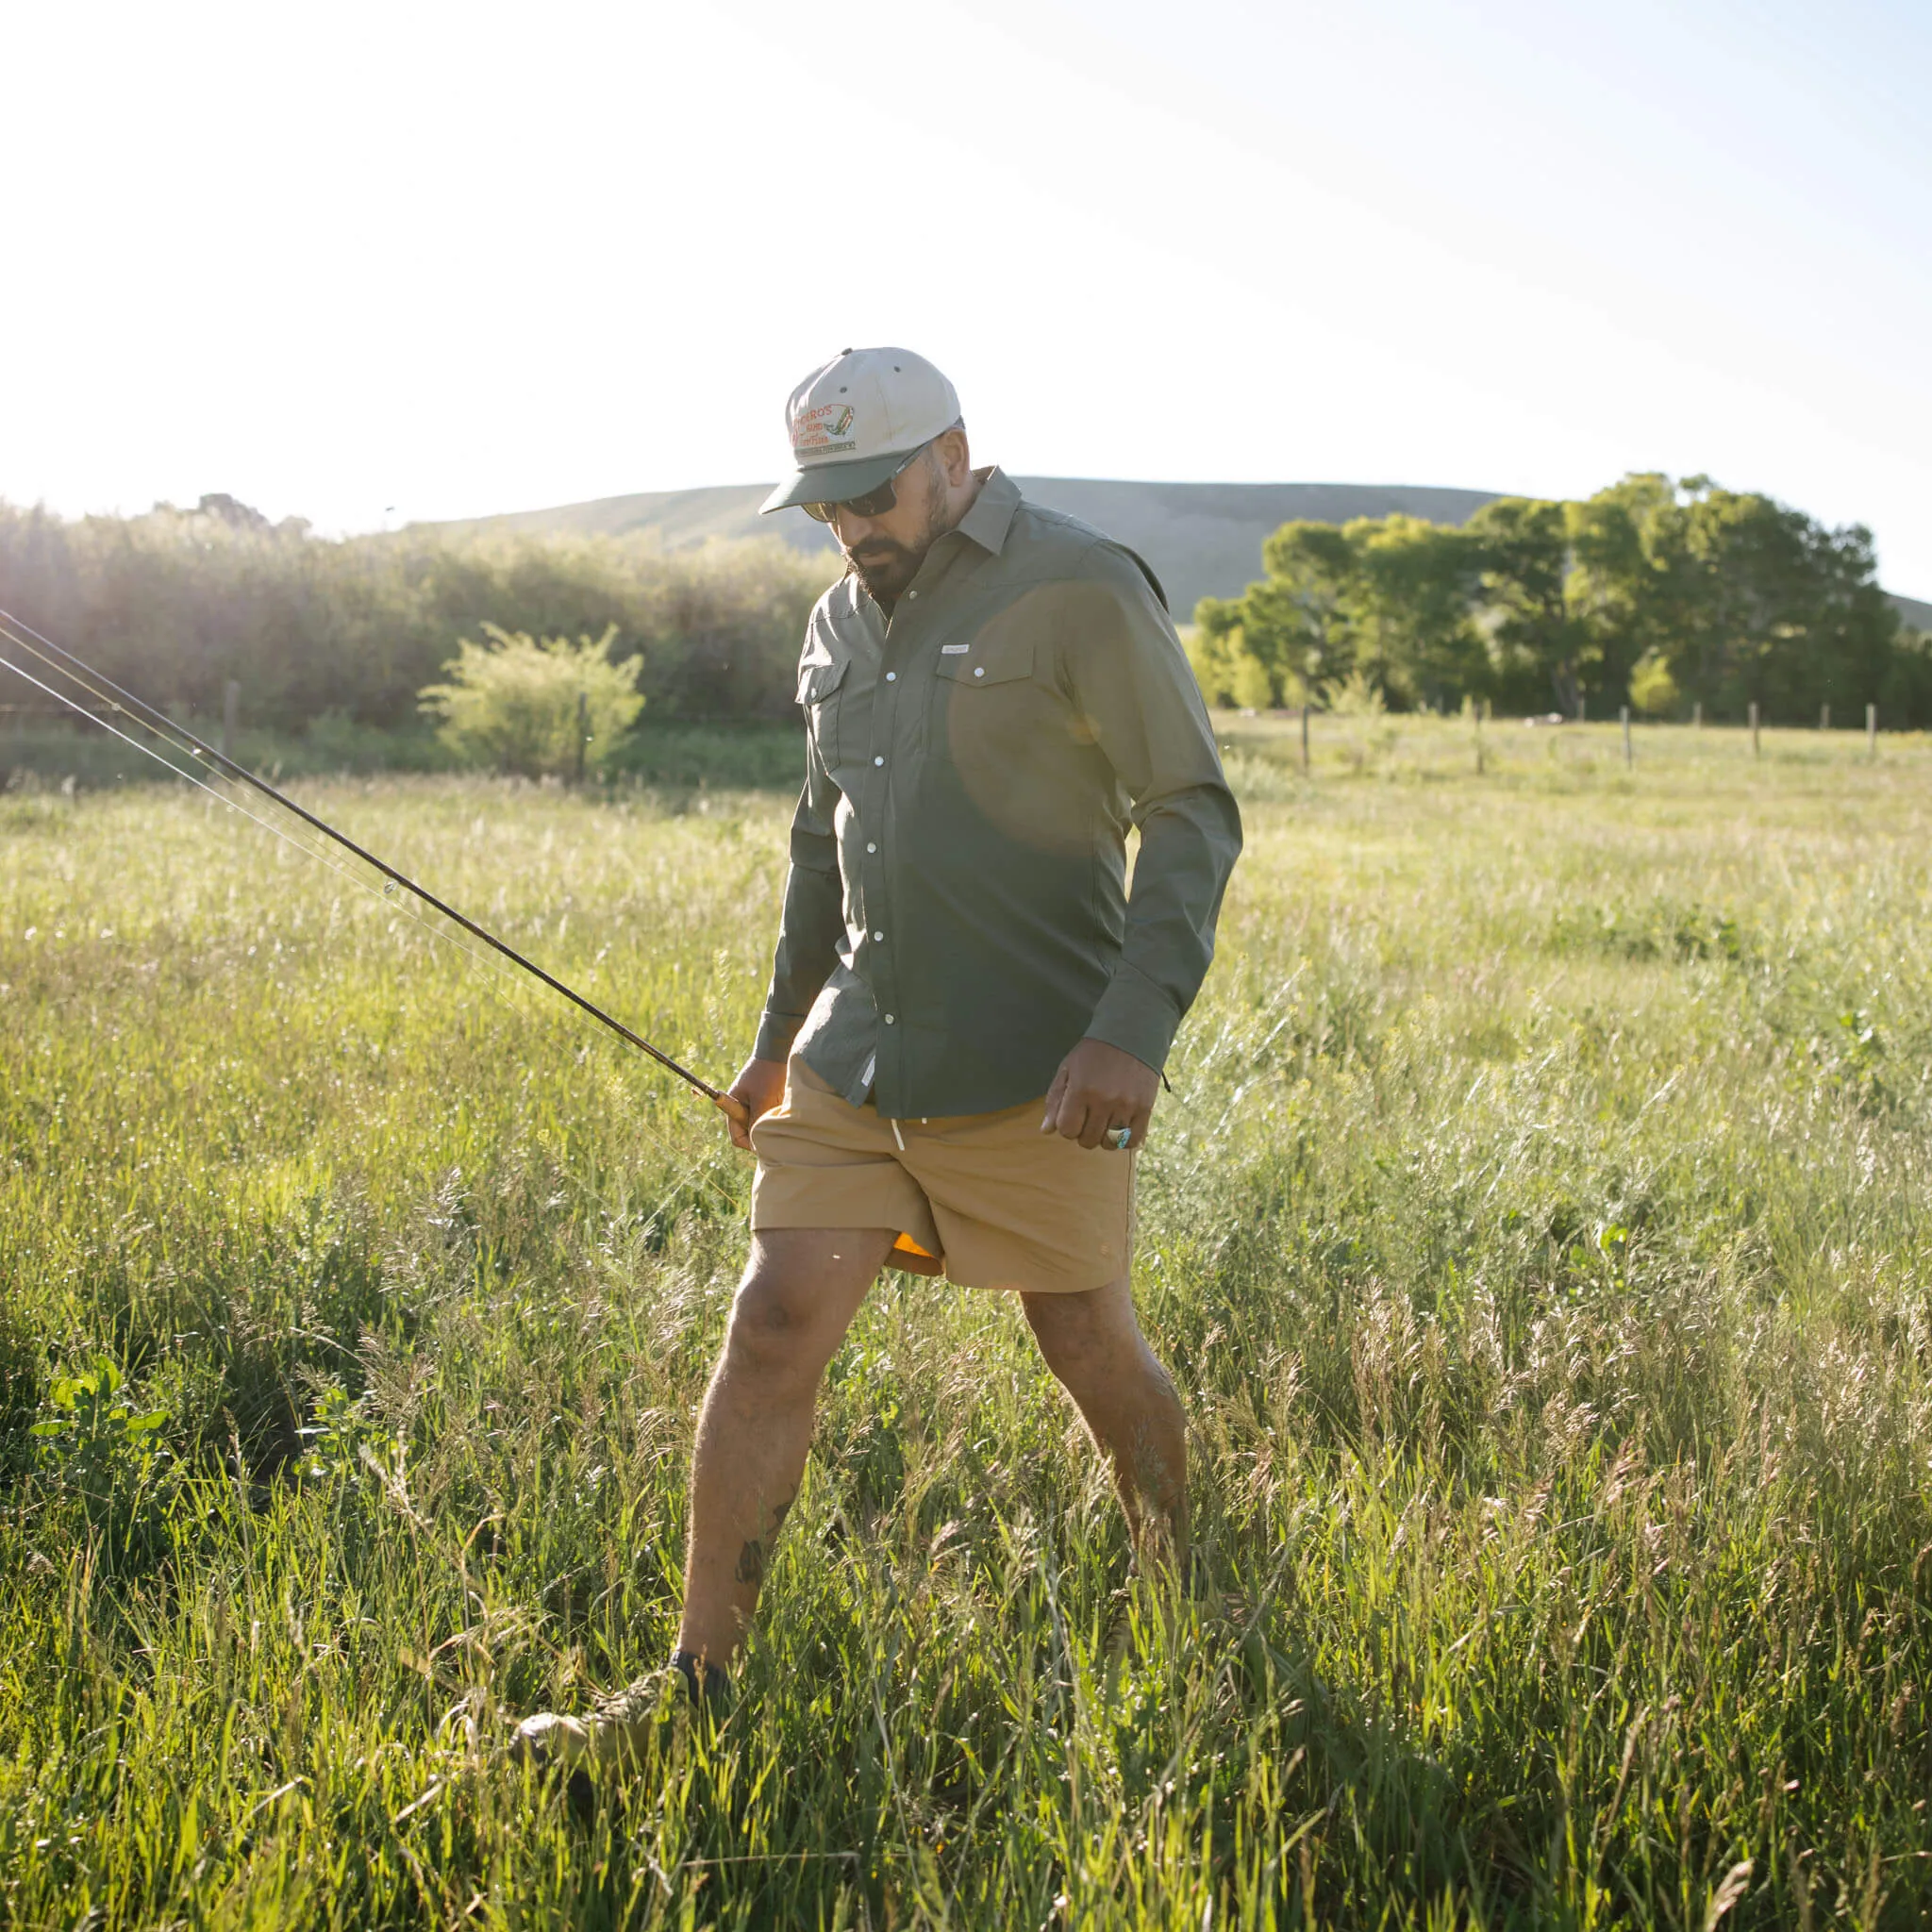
419;479;1931;629
419;479;1498;618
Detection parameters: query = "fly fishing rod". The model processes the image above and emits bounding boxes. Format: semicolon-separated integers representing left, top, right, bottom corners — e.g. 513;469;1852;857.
0;606;750;1128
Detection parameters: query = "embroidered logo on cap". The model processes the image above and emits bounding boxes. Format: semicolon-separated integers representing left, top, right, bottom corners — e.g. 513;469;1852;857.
792;402;858;458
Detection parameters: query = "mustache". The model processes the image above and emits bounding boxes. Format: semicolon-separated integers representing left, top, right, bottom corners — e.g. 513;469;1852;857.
843;537;913;565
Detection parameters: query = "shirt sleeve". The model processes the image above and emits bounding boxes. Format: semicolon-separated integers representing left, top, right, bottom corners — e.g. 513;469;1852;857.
1064;550;1244;1073
753;727;845;1061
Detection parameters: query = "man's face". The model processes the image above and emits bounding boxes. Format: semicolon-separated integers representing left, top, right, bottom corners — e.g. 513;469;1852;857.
829;446;952;608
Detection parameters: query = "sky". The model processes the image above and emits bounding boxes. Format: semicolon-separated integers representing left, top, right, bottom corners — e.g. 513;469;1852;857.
5;0;1928;593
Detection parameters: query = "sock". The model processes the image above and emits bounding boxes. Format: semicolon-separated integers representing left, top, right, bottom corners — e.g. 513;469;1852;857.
670;1649;730;1706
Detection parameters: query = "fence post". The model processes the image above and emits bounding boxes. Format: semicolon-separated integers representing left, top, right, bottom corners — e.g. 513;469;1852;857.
575;691;590;785
1579;696;1587;724
1692;701;1702;730
1621;705;1632;768
1474;702;1484;775
1300;703;1310;774
1820;702;1830;732
1749;700;1760;758
223;679;240;762
1867;702;1877;758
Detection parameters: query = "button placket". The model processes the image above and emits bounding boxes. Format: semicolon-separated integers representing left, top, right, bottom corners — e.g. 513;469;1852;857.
863;596;917;1096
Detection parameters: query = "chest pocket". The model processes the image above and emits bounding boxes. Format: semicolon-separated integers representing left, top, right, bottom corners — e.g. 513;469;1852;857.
796;658;849;767
933;637;1035;687
933;634;1041;792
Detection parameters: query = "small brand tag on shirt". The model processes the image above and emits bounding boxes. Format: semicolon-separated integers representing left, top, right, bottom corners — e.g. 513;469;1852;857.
940;643;970;655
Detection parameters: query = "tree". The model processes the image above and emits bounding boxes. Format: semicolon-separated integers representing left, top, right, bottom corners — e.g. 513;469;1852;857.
1676;484;1897;722
1191;517;1480;714
1880;624;1932;724
1191;524;1357;708
1188;601;1265;708
1175;473;1923;725
1253;521;1358;698
1562;475;1692;718
1468;497;1582;715
1341;516;1483;710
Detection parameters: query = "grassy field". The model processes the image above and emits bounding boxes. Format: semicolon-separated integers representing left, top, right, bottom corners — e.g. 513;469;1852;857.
0;716;812;791
3;716;1931;1928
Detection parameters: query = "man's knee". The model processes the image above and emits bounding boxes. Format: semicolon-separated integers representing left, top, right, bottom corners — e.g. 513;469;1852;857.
1022;1277;1139;1384
722;1270;826;1391
722;1229;890;1393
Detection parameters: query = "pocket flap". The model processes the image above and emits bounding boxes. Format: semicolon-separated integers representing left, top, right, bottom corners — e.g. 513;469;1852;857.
796;658;849;707
935;638;1035;686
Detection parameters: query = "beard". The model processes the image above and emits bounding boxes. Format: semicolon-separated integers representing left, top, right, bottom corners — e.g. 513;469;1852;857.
841;457;954;608
845;536;928;608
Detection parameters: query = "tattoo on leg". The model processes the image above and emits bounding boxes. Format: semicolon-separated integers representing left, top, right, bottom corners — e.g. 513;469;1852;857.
734;1491;795;1590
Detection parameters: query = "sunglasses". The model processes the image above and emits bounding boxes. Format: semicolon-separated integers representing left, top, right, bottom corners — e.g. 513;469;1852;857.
801;442;928;525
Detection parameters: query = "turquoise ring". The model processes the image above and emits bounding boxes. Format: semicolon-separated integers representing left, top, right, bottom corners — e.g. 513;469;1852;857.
1108;1125;1132;1151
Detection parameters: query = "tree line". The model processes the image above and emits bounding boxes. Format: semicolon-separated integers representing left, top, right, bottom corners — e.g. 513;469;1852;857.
0;495;832;731
7;477;1927;742
1190;474;1932;725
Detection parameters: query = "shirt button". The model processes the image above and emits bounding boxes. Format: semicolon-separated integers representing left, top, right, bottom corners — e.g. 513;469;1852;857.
872;929;884;941
885;671;896;682
884;1013;896;1024
906;591;918;600
874;755;884;766
865;841;877;854
974;666;985;677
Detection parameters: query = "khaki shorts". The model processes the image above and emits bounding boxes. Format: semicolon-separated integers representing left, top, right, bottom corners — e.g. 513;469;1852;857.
749;1057;1135;1294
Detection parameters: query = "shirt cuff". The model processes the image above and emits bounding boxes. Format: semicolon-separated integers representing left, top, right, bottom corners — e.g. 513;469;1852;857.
753;1011;806;1062
1083;963;1182;1074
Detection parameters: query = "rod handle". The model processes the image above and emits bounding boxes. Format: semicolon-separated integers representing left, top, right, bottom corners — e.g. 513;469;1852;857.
713;1091;752;1131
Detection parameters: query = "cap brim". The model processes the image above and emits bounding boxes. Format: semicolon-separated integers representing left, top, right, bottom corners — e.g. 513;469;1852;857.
759;450;913;514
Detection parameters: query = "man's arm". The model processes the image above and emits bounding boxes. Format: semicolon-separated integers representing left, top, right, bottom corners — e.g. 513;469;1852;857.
727;731;843;1148
1043;554;1243;1149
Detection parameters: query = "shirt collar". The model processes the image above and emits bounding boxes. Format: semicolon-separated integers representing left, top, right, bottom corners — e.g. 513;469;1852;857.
846;466;1021;618
953;466;1021;557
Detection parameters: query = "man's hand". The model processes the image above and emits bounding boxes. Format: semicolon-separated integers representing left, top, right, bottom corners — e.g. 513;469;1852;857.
721;1056;789;1152
1041;1039;1161;1151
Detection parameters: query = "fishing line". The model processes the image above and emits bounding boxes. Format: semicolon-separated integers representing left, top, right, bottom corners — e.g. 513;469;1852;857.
0;629;736;1208
0;609;743;1119
0;637;746;1241
0;639;556;1037
0;622;750;1228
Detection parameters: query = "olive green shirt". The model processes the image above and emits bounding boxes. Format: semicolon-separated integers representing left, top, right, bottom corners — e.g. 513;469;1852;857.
753;467;1242;1119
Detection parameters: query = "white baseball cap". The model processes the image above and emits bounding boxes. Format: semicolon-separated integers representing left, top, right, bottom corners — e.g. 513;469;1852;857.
760;347;961;514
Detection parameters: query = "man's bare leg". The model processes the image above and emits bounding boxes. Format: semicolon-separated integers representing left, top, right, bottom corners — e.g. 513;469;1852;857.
676;1226;897;1669
1020;1277;1190;1573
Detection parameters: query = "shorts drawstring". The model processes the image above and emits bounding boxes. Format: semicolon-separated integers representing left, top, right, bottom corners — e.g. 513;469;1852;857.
890;1117;906;1151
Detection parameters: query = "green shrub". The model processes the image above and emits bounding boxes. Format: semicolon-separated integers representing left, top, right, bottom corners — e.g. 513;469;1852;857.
1326;667;1387;716
418;623;644;776
1629;647;1681;717
29;1356;176;1562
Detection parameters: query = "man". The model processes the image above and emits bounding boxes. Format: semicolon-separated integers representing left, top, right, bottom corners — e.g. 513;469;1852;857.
516;347;1241;1774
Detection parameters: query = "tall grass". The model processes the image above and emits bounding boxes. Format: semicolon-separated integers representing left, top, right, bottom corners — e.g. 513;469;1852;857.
0;718;806;791
3;718;1930;1927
